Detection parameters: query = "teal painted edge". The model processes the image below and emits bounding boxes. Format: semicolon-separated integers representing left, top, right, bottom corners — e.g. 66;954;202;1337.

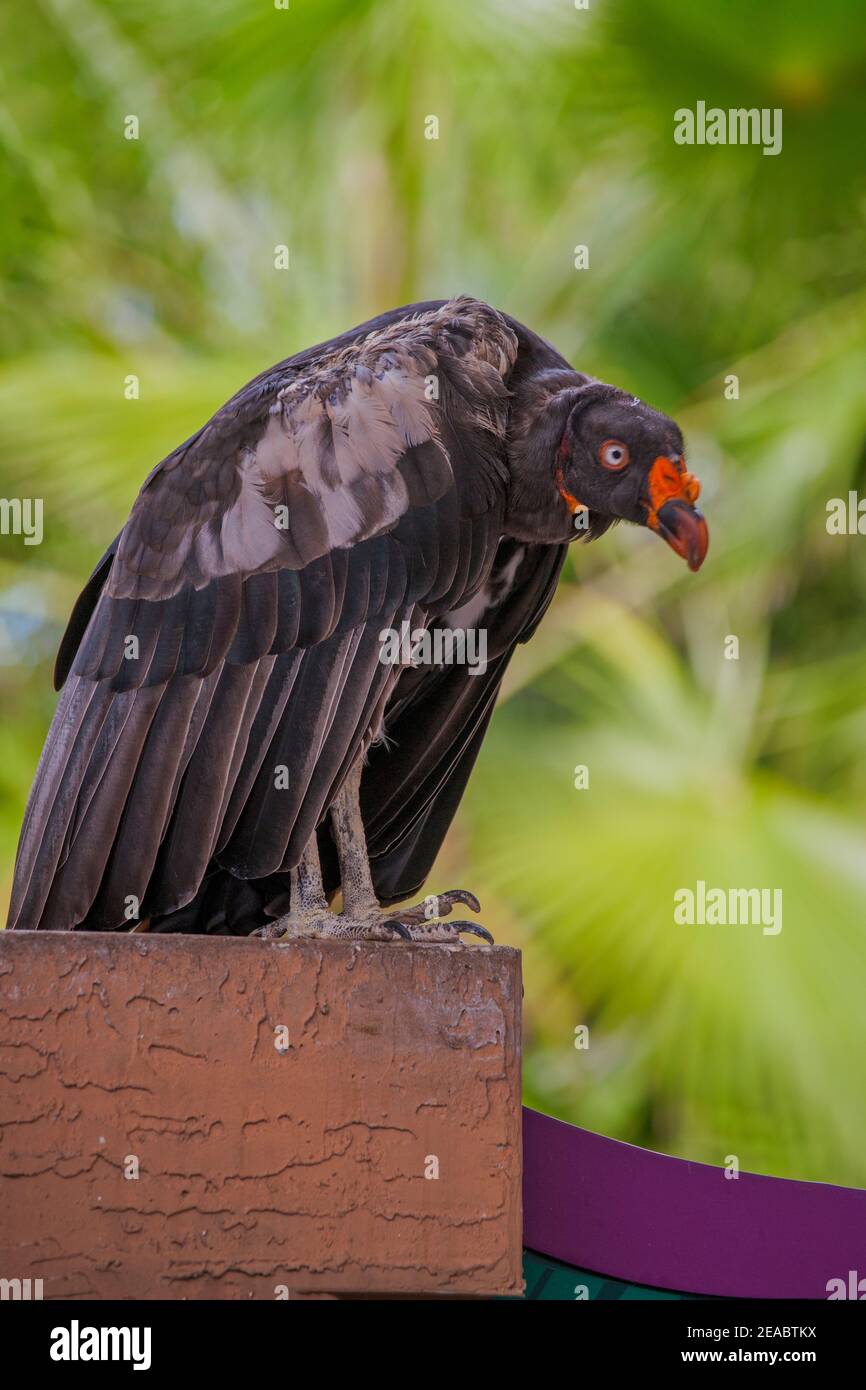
508;1248;715;1300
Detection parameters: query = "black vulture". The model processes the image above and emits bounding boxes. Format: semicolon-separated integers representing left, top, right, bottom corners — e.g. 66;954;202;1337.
7;297;708;941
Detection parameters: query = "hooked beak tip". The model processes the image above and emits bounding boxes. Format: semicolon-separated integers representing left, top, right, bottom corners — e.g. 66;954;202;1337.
653;498;709;572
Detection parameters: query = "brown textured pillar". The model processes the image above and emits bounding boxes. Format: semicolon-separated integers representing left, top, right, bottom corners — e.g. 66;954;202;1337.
0;933;523;1299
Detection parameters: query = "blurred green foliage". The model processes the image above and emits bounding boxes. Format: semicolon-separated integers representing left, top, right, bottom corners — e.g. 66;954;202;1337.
1;0;865;1184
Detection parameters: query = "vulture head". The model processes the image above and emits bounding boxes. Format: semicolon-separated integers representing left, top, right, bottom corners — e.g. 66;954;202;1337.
555;382;709;571
508;371;709;571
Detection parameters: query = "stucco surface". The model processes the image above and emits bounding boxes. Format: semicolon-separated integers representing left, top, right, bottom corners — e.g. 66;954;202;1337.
0;933;522;1298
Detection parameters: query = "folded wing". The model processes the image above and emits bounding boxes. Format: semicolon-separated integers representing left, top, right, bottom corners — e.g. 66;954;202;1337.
8;297;518;931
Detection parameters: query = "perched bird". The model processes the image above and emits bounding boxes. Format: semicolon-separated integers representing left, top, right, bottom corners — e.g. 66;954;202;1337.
8;297;708;942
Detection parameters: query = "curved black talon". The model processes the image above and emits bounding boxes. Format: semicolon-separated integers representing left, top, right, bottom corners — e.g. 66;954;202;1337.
381;918;412;941
448;920;494;944
398;888;482;924
439;889;481;915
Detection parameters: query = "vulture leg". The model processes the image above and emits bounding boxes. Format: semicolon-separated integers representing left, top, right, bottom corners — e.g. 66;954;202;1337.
332;757;493;943
255;762;409;942
329;758;381;918
253;840;331;940
335;761;494;945
261;758;493;944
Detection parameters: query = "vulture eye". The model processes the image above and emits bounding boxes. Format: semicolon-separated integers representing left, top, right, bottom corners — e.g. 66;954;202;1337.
599;439;630;471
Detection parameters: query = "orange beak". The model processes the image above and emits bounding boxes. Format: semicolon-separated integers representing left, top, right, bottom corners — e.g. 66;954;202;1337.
644;456;709;572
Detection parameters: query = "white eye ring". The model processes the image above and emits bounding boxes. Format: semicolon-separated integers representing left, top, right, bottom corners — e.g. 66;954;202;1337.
599;439;630;471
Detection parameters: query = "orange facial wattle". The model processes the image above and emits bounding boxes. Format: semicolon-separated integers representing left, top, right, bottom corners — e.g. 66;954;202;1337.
554;463;588;517
644;455;702;530
643;454;709;571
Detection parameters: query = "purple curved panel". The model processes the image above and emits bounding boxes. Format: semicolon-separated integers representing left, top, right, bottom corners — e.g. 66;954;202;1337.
522;1108;866;1299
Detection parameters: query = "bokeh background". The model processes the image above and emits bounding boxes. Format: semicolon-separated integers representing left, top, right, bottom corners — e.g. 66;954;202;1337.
2;0;866;1185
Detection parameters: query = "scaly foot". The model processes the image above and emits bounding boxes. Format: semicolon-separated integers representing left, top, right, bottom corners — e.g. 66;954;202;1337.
255;887;493;945
382;888;493;943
